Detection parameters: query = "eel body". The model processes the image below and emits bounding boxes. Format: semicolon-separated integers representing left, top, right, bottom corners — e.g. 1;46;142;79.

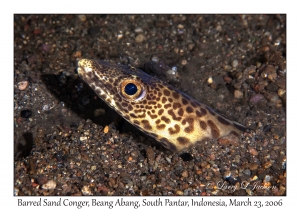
77;59;247;152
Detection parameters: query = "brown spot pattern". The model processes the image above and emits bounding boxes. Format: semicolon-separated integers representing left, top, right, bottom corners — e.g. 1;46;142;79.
148;101;156;105
168;109;182;121
163;89;170;96
158;109;164;115
147;111;158;119
121;102;128;107
172;92;179;99
196;108;207;117
145;105;152;109
186;106;193;113
168;124;180;135
134;109;143;113
207;120;220;138
199;121;207;130
177;137;190;145
164;103;172;109
161;116;171;123
130;113;137;118
173;102;181;110
182;98;188;105
183;118;194;133
177;108;184;117
141;120;152;130
158;84;164;89
133;120;140;125
156;124;166;130
137;113;146;118
128;105;133;111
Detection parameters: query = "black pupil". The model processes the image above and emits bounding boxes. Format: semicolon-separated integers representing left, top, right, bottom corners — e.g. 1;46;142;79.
124;83;138;95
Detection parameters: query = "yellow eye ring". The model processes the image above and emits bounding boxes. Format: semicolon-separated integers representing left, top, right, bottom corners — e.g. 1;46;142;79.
118;79;146;102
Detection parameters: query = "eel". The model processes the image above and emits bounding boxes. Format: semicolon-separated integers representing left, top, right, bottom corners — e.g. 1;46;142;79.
77;59;247;152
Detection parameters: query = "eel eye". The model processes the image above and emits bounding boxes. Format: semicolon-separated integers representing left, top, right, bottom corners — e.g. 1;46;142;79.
119;79;146;102
124;83;138;95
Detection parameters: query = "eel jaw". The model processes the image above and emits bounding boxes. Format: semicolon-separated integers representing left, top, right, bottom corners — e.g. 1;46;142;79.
77;59;117;109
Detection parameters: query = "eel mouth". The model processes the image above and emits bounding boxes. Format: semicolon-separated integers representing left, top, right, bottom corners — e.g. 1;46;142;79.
77;59;116;108
77;59;92;75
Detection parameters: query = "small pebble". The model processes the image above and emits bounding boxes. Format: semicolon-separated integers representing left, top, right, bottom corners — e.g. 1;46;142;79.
80;136;88;141
277;88;286;98
78;15;86;22
18;81;28;90
151;56;159;62
246;189;253;195
187;43;195;51
181;170;189;178
177;24;184;29
265;92;280;104
81;185;93;195
218;134;239;146
223;171;231;178
263;161;272;169
243;169;251;176
135;34;145;43
231;60;238;68
249;148;258;156
207;77;213;84
42;180;56;190
176;190;184;195
251;175;259;181
134;28;143;33
174;47;179;54
234;90;243;99
104;126;109;134
117;34;123;40
264;175;272;182
250;94;264;104
167;66;178;75
131;151;138;157
262;65;277;82
249;163;259;170
181;60;187;65
73;50;82;58
222;64;231;71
